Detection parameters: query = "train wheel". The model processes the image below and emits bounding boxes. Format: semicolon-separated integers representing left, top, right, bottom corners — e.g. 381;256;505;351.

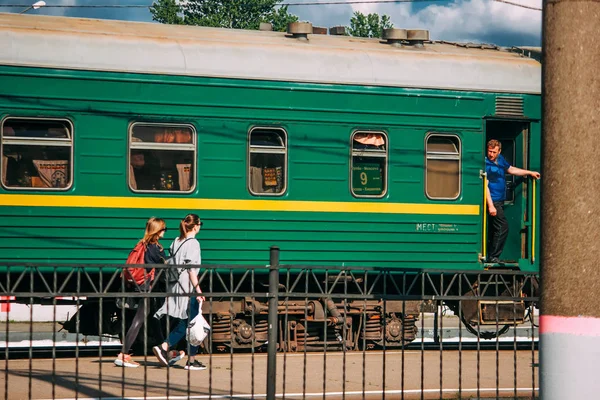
357;313;418;349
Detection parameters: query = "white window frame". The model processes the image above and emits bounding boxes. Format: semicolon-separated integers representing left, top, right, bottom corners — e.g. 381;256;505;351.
1;116;74;191
350;130;388;199
247;126;288;197
128;122;197;194
425;133;462;200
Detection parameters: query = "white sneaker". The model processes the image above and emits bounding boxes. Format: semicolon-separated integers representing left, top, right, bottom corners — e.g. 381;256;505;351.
114;353;139;368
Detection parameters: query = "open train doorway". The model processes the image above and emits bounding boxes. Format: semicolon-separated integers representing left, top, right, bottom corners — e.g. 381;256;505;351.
484;120;532;267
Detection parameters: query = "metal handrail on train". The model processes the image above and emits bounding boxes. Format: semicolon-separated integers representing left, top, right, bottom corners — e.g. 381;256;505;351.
482;172;488;261
532;178;537;263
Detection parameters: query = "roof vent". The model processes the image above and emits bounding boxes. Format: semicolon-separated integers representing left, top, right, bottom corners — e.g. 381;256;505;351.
495;96;524;117
259;23;273;31
313;26;327;35
287;22;313;40
382;28;407;47
329;26;346;36
406;29;429;48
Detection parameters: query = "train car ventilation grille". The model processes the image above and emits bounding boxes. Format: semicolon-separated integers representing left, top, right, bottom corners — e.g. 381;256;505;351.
495;96;524;117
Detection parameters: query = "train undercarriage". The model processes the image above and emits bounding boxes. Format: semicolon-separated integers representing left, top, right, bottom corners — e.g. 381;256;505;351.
205;298;421;352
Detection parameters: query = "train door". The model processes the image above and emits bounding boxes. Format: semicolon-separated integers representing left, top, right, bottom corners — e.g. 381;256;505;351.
484;120;532;265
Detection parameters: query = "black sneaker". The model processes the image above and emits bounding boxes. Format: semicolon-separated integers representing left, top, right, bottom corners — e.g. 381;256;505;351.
152;345;169;367
184;360;207;370
488;257;500;263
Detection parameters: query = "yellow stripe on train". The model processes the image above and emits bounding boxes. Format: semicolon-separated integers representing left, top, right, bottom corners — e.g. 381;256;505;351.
0;194;480;215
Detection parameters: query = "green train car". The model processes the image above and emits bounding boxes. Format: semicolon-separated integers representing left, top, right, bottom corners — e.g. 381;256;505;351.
0;14;541;348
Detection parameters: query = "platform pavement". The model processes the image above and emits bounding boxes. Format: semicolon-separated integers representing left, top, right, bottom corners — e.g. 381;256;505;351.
0;348;539;400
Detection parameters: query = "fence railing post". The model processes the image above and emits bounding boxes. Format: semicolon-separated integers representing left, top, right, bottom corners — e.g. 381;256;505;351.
267;246;280;400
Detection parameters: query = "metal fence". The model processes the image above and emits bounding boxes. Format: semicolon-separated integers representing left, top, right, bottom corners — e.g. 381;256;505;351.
0;247;539;399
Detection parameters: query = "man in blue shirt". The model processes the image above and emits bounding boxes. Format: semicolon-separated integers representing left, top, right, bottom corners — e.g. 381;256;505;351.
486;139;540;263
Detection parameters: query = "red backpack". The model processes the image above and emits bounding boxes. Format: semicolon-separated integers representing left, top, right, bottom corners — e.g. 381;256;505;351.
122;241;153;284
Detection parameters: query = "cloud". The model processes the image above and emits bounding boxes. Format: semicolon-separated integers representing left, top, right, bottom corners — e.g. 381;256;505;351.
406;0;541;45
290;0;541;46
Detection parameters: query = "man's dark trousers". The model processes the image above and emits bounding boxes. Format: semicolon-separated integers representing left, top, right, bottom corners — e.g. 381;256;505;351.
488;201;509;259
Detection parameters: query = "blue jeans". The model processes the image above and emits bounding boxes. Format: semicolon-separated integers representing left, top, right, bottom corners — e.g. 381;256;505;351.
166;297;199;356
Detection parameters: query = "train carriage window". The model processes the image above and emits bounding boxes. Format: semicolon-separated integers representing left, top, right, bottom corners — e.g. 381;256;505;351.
351;131;387;198
129;123;196;193
248;127;287;196
425;134;461;199
1;118;73;190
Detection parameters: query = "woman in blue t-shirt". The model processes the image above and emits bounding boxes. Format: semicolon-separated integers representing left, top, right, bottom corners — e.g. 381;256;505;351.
153;213;206;370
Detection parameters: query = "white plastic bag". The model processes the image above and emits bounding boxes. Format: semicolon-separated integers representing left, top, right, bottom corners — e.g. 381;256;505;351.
187;312;211;346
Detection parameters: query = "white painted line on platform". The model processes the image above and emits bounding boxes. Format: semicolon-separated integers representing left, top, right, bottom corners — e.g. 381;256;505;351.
44;387;540;400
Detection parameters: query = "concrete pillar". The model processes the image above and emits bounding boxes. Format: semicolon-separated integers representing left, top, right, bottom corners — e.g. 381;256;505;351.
541;1;600;399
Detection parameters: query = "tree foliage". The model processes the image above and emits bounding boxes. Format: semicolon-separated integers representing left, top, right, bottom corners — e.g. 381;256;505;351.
347;11;393;38
149;0;183;25
267;6;299;33
150;0;298;32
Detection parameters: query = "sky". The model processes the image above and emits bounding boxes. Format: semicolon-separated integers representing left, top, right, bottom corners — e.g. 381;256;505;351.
0;0;542;47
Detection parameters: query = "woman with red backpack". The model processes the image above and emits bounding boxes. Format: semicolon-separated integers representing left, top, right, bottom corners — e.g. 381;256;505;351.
114;216;168;368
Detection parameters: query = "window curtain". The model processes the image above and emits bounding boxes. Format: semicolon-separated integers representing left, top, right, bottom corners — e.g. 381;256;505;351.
176;163;191;191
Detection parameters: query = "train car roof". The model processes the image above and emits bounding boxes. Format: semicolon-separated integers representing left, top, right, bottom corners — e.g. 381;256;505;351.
0;13;541;94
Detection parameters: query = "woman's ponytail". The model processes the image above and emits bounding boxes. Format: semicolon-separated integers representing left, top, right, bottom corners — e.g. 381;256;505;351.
179;213;200;240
